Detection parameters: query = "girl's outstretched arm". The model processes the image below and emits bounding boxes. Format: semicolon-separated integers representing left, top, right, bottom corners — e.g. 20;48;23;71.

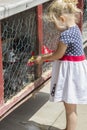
35;42;67;64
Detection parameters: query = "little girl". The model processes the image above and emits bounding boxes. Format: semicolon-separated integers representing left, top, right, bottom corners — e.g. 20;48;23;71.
35;0;87;130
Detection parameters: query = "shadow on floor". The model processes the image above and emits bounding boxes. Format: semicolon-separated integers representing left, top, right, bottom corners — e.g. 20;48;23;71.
20;120;65;130
0;92;50;130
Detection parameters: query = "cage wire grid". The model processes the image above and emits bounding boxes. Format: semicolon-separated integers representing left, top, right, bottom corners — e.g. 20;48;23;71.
1;1;57;101
42;2;60;72
1;1;86;101
83;0;87;57
1;8;38;101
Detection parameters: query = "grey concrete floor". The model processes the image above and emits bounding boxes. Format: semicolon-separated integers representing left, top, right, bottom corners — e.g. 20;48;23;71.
0;81;87;130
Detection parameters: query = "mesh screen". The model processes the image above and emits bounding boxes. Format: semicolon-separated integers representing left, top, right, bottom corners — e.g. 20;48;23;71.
42;2;60;72
83;0;87;57
1;8;37;100
2;1;85;101
83;0;87;42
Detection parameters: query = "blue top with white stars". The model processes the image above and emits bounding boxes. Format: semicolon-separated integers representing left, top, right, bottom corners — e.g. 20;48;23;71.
59;25;84;56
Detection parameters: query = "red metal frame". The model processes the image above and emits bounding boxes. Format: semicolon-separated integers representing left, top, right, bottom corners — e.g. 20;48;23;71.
0;21;4;106
36;5;43;78
37;5;43;53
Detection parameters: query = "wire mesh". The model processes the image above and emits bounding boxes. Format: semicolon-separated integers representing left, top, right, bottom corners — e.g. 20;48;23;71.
83;0;87;57
83;41;87;58
1;8;37;101
83;0;87;42
42;2;60;72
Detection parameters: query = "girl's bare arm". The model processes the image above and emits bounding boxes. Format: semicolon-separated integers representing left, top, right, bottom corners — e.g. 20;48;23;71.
35;42;67;64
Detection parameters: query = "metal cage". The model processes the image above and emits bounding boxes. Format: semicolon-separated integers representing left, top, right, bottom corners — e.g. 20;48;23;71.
1;8;37;101
0;1;52;120
0;0;85;120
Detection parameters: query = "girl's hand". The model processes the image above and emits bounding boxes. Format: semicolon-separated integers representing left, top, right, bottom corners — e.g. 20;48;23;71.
35;56;43;64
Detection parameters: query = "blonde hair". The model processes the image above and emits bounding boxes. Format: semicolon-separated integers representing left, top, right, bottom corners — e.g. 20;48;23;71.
46;0;82;23
63;0;78;4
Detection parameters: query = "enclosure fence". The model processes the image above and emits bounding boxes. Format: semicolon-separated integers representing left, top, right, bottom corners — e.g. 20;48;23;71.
0;0;86;120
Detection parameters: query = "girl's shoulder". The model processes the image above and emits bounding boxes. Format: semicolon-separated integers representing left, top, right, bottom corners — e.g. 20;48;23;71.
59;25;82;45
60;25;81;37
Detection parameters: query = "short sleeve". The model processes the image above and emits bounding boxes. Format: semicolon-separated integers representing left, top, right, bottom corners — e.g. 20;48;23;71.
59;31;71;45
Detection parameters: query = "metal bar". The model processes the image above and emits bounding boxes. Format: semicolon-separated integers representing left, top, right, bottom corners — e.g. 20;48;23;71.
35;5;43;78
77;0;84;32
0;21;4;106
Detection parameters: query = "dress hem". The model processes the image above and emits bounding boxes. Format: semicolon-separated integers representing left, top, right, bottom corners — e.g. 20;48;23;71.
49;98;87;104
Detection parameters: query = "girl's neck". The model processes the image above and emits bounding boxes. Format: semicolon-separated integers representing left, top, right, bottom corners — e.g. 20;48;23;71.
66;15;76;28
67;22;76;28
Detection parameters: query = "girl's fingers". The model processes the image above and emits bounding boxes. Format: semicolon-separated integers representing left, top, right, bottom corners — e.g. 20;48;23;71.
34;56;43;64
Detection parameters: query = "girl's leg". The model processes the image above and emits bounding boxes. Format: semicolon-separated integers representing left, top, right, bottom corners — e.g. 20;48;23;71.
64;102;77;130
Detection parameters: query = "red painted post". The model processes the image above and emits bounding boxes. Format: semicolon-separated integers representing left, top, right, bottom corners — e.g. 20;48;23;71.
0;21;4;106
37;5;43;53
77;0;84;31
36;5;43;78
